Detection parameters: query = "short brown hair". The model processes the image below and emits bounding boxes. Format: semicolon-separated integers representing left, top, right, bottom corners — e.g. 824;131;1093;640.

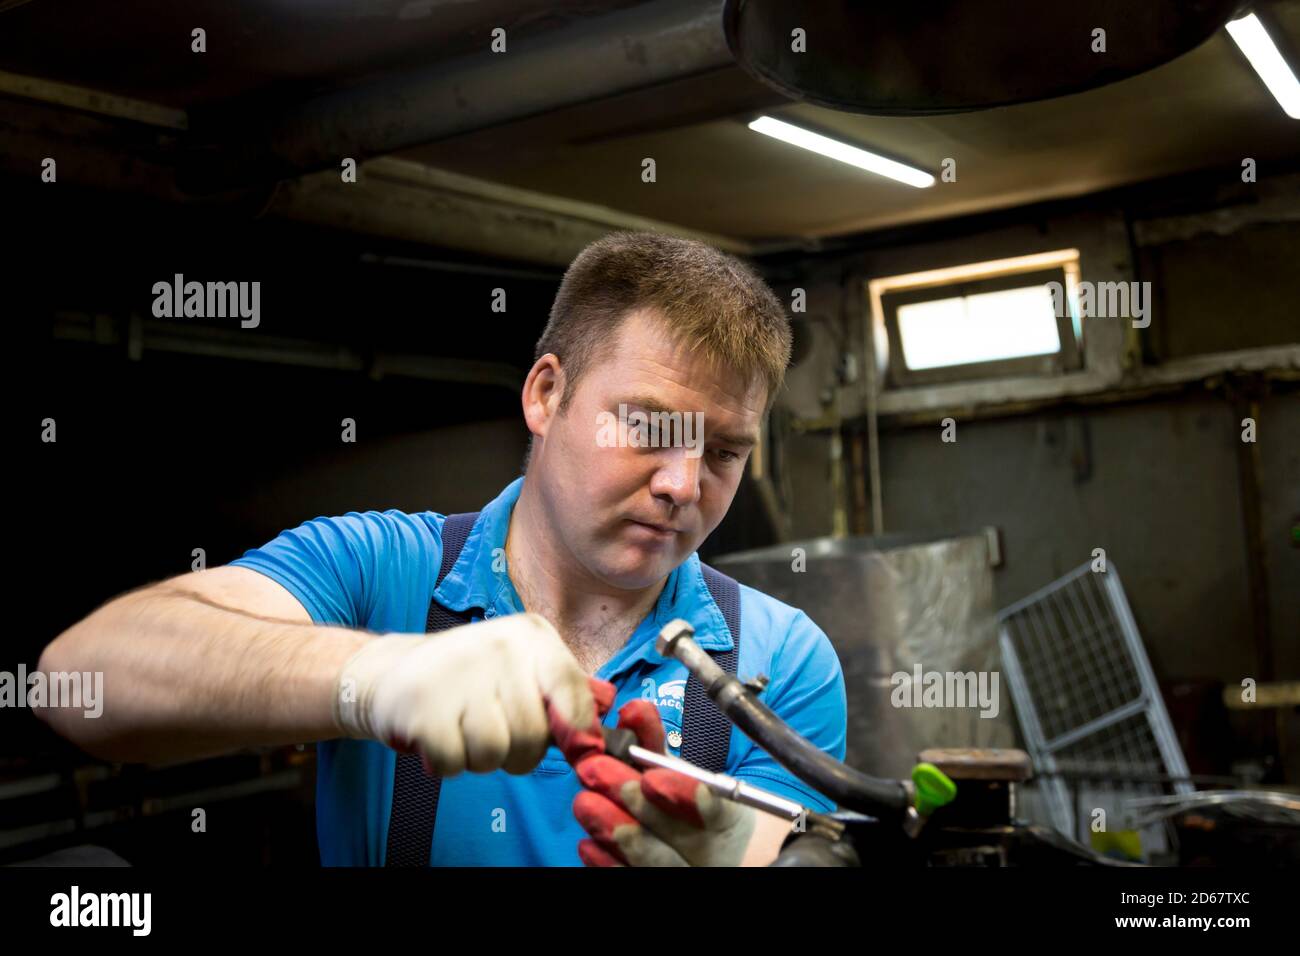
535;231;791;417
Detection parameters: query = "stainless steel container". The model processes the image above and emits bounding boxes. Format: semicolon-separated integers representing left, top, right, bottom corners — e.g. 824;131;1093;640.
713;531;1016;779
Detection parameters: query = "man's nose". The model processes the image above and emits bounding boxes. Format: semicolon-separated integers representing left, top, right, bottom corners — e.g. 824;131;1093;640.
649;447;702;507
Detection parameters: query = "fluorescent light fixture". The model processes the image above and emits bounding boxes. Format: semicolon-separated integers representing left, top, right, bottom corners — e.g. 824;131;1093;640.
748;115;935;188
1226;13;1300;120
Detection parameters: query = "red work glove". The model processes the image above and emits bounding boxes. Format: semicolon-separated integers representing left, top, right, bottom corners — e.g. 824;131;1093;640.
548;688;757;867
547;676;618;765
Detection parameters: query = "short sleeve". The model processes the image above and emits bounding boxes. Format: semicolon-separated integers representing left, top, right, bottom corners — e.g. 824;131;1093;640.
731;611;847;812
229;511;439;628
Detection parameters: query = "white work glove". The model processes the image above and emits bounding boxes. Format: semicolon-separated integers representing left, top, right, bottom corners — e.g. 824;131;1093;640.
332;612;592;776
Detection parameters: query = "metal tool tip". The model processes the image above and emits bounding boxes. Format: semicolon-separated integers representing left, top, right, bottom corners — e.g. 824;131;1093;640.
656;618;695;657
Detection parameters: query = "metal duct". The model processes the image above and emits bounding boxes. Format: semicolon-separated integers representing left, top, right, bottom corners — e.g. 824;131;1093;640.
185;0;733;191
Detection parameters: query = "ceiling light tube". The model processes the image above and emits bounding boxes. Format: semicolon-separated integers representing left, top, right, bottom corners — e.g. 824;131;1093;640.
1226;13;1300;120
748;115;935;188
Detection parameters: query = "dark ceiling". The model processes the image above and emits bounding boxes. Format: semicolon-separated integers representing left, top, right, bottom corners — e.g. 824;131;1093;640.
2;0;1296;243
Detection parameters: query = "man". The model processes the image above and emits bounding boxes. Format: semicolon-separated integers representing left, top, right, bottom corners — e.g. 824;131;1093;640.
37;231;847;866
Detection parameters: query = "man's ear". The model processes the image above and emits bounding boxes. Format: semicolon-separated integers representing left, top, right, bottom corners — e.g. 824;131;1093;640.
521;353;564;440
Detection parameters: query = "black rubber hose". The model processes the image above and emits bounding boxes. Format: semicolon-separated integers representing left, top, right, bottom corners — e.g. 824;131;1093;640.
710;675;912;819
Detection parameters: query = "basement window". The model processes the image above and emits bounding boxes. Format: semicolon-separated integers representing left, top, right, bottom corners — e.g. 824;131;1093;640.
869;250;1083;388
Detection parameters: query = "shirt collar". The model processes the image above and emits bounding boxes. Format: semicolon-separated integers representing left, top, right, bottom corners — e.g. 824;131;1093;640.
432;478;734;664
432;477;525;615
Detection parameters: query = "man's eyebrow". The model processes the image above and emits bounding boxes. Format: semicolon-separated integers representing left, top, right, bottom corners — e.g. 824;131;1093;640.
618;395;759;447
713;430;758;448
619;395;677;417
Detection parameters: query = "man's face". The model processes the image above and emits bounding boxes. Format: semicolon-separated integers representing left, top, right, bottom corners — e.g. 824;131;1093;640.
530;309;767;591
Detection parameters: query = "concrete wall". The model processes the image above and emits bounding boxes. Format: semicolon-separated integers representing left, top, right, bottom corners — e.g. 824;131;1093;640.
773;179;1299;690
1259;391;1300;679
876;393;1297;682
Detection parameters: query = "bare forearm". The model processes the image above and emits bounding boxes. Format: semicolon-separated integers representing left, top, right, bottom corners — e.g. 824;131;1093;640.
36;585;372;763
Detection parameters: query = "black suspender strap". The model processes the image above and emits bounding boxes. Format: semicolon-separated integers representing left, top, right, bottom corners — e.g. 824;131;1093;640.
384;513;742;866
384;511;480;867
681;563;742;773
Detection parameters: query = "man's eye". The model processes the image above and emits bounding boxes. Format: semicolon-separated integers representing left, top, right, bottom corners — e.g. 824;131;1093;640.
713;449;740;463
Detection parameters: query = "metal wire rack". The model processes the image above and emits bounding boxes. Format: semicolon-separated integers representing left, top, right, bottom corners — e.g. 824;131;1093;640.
998;561;1194;855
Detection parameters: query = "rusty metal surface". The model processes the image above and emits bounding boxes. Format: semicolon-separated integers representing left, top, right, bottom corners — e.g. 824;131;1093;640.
919;747;1033;781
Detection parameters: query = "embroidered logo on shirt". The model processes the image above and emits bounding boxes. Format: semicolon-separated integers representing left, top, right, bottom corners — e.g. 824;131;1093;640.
640;677;686;715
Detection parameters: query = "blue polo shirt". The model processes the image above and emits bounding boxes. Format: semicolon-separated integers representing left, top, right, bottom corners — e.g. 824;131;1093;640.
231;477;846;866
